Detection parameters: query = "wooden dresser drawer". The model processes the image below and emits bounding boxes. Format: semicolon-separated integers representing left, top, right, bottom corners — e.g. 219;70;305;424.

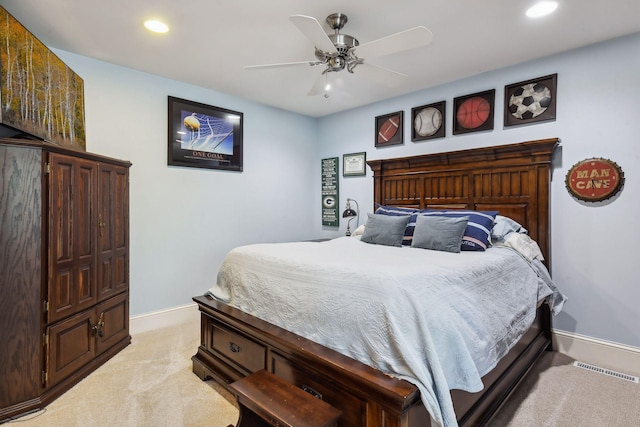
270;351;366;427
210;321;266;374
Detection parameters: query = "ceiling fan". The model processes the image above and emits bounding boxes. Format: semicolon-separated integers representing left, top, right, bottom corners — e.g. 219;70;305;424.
244;13;433;97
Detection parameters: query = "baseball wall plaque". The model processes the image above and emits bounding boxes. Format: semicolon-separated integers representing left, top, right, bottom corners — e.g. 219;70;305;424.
411;101;445;141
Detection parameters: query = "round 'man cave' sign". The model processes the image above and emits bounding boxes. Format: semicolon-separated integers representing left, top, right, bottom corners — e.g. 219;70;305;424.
565;158;624;202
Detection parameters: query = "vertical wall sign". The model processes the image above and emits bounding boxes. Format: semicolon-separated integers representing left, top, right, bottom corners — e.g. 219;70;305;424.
321;157;339;226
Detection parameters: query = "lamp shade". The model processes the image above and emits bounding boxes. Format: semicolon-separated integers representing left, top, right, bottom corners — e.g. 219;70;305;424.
342;208;357;218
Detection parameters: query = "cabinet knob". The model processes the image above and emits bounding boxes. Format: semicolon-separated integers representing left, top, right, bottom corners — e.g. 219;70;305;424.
91;312;105;337
98;215;106;237
229;342;241;353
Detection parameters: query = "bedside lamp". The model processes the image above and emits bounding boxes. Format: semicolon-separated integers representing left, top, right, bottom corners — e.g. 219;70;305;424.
342;198;359;236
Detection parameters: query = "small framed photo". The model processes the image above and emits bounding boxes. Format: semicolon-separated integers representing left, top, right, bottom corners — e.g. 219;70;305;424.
411;101;446;141
168;96;243;171
504;73;557;127
343;152;366;176
375;111;403;147
453;89;495;135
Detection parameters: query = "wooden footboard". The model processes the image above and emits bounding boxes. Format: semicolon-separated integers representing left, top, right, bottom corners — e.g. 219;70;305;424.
192;295;551;427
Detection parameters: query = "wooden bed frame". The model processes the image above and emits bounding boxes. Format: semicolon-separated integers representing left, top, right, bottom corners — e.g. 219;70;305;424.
192;138;559;427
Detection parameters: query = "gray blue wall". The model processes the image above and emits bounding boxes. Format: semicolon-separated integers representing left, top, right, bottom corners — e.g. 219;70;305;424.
317;33;640;349
56;32;640;349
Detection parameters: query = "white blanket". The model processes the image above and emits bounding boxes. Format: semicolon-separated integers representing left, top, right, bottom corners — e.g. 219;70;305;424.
209;237;564;427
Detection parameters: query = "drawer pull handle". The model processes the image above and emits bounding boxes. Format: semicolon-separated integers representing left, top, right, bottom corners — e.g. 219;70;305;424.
302;385;323;400
229;342;241;353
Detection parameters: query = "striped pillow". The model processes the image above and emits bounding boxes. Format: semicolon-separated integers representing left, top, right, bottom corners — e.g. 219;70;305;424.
374;205;419;246
420;210;498;251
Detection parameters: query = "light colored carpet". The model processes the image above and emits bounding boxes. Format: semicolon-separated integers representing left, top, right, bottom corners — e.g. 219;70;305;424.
492;351;640;426
8;321;239;427
7;318;640;427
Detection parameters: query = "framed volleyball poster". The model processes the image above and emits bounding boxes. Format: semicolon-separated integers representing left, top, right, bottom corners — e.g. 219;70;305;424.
411;101;445;141
453;89;495;135
504;74;557;127
167;96;243;171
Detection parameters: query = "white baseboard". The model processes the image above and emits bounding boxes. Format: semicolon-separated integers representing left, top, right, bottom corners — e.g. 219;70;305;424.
553;329;640;376
129;303;199;336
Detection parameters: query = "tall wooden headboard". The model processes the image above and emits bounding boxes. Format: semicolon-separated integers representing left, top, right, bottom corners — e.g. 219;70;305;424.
367;138;559;262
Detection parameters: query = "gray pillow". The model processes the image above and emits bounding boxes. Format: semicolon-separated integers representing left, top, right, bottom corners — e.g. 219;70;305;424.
411;215;469;253
360;213;411;247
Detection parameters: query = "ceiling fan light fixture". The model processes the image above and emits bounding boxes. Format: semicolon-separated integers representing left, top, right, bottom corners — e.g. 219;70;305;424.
328;56;346;72
246;13;433;97
526;1;558;18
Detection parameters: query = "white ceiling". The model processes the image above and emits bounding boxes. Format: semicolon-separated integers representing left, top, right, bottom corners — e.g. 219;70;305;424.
1;0;639;118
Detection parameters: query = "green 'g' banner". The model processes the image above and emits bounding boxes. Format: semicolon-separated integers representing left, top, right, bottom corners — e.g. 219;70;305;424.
321;157;339;226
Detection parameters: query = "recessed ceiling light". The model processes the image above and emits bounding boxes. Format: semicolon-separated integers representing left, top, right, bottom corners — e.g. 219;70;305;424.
144;19;169;33
526;1;558;18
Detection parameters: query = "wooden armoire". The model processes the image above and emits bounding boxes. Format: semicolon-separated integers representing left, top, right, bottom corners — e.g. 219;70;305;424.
0;138;131;421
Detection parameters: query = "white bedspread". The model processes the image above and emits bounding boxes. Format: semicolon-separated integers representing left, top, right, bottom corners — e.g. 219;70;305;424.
209;237;564;427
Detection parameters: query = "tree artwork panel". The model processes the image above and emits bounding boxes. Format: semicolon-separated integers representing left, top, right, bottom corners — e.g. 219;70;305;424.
0;7;86;150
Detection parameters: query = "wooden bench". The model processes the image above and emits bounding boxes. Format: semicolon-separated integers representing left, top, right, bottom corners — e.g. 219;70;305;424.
228;369;342;427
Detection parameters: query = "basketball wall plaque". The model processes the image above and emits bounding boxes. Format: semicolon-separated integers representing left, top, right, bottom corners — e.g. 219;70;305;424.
565;158;624;202
411;101;445;141
453;89;495;135
504;74;557;127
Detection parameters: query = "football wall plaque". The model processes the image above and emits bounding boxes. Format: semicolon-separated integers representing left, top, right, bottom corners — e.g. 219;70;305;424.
375;111;404;147
565;158;624;202
504;74;557;127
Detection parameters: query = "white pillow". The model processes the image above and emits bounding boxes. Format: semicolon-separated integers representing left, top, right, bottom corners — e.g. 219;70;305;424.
491;215;527;241
352;224;365;236
499;233;544;262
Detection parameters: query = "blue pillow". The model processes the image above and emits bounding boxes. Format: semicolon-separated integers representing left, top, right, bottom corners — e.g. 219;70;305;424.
374;205;419;246
419;210;498;251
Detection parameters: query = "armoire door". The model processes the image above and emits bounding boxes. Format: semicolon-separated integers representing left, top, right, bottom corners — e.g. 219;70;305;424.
45;309;96;387
48;153;98;323
95;292;129;355
97;163;129;301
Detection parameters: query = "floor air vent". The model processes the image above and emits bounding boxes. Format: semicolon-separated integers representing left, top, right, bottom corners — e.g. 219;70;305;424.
573;361;639;383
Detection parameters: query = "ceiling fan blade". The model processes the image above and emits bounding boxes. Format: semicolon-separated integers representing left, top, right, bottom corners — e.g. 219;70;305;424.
290;15;338;54
356;63;407;87
353;26;433;60
244;61;322;70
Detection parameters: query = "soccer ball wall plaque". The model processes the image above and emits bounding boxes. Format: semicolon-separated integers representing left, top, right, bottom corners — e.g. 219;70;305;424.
504;74;557;127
